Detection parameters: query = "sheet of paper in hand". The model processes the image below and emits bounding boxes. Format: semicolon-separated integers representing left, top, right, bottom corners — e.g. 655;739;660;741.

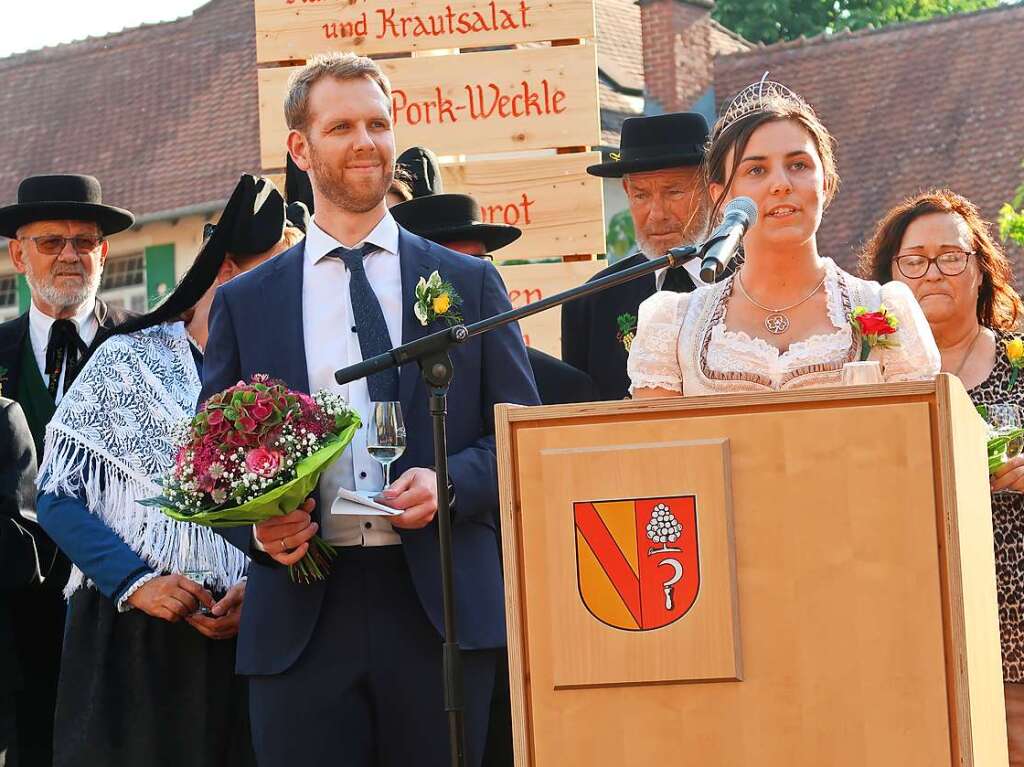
332;487;403;516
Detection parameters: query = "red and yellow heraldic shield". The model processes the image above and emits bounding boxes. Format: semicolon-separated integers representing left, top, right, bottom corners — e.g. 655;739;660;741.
574;496;699;631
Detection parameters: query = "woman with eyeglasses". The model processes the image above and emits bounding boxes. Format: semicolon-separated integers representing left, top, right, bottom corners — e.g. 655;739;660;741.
859;187;1024;763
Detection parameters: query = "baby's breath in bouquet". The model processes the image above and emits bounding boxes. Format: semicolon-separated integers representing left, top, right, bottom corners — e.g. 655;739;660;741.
141;375;360;583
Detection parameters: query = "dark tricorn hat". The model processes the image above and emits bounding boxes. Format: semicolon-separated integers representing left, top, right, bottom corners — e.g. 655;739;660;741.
0;174;135;238
111;175;274;337
586;112;709;178
397;146;444;198
391;193;521;252
208;177;286;257
286;201;310;234
284;154;315;215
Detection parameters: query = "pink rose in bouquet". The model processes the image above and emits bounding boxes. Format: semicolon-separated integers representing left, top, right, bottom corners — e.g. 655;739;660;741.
245;447;283;478
142;375;361;583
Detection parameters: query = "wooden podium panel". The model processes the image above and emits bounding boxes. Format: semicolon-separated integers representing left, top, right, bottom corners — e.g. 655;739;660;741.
547;438;740;688
496;377;1007;766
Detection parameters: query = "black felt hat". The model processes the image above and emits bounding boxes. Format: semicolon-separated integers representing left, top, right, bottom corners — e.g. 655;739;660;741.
284;154;315;215
397;146;445;198
391;193;521;252
586;112;709;178
286;201;310;234
111;175;274;336
0;174;135;238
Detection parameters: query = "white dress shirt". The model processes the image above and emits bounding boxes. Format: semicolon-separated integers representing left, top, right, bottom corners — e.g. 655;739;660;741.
303;212;404;547
654;253;705;291
28;299;98;405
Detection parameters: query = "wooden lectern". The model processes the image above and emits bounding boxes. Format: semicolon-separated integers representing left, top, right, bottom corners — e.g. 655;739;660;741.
495;375;1007;766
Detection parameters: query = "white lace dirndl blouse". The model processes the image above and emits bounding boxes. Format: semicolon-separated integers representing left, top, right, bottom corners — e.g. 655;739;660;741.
627;258;940;396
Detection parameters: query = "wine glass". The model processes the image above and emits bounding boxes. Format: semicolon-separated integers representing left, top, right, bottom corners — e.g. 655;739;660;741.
988;403;1024;468
367;401;406;489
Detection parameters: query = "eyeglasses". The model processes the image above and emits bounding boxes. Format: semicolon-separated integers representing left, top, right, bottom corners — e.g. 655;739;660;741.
893;250;974;279
18;234;104;256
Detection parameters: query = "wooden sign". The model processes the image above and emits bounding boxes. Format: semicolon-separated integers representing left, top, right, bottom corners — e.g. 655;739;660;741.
269;151;604;260
495;259;604;355
441;152;604;260
258;43;600;168
254;0;595;62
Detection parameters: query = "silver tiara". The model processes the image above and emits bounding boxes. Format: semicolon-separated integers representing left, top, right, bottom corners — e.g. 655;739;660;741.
717;72;811;134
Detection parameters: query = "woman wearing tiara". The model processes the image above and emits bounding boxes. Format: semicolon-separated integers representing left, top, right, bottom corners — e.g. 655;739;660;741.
627;80;940;397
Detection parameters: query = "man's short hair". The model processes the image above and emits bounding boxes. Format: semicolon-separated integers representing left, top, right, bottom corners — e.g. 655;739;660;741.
284;52;392;134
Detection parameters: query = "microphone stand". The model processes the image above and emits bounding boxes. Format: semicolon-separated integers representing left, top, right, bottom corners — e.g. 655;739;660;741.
334;245;699;767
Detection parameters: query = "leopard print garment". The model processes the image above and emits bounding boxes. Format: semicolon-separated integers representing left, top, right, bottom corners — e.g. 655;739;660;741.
968;328;1024;682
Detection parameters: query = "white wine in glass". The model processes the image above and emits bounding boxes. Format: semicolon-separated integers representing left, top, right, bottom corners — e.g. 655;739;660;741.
367;401;406;489
989;403;1024;463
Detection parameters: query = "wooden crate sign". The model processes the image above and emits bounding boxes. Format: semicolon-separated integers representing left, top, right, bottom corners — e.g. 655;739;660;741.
495;259;604;355
254;0;595;62
258;44;600;168
439;152;604;260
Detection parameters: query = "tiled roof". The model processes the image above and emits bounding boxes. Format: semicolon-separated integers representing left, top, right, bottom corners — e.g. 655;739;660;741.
0;0;658;216
596;0;644;94
714;4;1024;273
0;0;261;219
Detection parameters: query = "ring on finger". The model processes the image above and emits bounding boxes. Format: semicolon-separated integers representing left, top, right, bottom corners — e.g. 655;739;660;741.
279;539;289;554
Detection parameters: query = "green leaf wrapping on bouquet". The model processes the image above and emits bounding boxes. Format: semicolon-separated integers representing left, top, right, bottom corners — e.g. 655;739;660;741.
986;427;1024;474
149;420;360;526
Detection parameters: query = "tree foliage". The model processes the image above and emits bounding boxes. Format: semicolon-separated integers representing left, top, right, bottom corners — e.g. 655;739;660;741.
712;0;1005;45
999;161;1024;249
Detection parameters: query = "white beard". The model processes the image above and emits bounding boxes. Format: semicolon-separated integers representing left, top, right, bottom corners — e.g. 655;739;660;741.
24;260;102;312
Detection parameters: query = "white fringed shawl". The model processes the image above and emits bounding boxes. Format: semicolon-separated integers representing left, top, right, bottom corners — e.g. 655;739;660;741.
39;322;248;599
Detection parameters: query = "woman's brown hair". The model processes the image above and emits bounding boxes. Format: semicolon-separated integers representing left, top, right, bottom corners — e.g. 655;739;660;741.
858;189;1022;331
703;86;840;230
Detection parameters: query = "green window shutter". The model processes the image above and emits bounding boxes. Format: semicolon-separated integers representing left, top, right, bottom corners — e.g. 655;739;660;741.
144;244;175;308
16;274;30;312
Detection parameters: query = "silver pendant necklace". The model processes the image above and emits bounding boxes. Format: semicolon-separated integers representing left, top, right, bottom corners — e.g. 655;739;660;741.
735;269;828;335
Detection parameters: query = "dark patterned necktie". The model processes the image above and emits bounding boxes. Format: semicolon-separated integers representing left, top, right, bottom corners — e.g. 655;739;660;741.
328;244;400;401
662;265;695;293
45;319;88;397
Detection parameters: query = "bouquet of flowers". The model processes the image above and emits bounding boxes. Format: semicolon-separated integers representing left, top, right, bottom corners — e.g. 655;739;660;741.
848;305;900;360
141;375;360;583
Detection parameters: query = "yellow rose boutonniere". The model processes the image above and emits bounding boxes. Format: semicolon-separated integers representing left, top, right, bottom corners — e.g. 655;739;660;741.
414;271;463;327
1005;337;1024;390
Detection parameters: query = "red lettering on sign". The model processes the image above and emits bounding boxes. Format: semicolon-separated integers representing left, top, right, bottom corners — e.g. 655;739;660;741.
482;194;534;226
507;287;543;306
374;1;530;39
322;14;368;39
465;80;566;121
392;87;458;126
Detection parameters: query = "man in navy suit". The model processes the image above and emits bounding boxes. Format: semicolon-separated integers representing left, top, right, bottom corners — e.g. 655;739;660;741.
200;52;539;767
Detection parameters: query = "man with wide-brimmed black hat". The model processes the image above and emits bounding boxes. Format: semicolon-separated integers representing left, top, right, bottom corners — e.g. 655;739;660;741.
0;173;135;767
561;112;711;400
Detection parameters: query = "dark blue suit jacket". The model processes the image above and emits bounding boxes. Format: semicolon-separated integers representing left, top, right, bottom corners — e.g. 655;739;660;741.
200;228;539;675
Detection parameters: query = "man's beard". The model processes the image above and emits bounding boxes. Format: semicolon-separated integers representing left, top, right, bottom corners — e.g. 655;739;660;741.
24;258;101;311
635;208;710;260
309;140;392;214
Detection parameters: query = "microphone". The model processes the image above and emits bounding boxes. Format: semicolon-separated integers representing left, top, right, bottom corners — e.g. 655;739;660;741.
699;196;758;284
